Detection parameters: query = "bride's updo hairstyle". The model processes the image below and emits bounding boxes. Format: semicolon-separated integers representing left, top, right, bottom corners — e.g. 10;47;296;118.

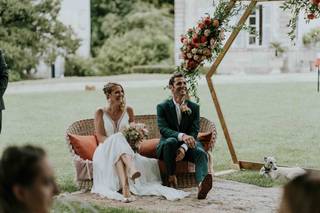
103;82;126;111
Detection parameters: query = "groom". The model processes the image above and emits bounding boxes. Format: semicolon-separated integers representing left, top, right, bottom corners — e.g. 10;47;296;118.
0;49;8;134
156;72;212;199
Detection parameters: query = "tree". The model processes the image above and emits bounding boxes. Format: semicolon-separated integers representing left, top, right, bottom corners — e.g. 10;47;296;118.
91;0;136;53
0;0;80;80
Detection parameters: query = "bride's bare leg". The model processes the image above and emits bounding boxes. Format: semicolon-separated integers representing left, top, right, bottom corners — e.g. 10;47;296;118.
115;159;130;199
120;154;141;181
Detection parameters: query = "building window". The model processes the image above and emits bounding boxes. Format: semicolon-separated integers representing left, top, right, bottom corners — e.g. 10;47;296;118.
247;5;263;46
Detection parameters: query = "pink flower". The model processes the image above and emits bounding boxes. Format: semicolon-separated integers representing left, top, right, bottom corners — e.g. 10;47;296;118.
180;36;186;43
200;36;207;43
192;36;199;44
310;0;320;5
183;38;188;45
308;13;316;19
204;17;211;26
179;53;186;59
187;60;198;69
198;23;205;29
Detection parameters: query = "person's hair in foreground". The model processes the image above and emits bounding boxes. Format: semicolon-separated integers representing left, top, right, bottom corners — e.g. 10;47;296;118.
279;172;320;213
0;145;59;213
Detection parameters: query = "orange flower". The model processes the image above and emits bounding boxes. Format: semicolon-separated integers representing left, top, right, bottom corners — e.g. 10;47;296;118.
213;19;219;28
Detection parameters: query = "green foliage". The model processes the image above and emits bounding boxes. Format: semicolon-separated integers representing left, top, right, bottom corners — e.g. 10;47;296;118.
90;1;173;75
131;65;175;74
0;0;80;79
303;27;320;47
64;56;97;77
93;3;173;75
95;30;171;75
281;0;320;41
91;0;136;51
270;42;286;57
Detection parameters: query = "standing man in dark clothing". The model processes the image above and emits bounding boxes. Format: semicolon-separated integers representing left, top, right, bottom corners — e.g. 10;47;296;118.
0;49;8;134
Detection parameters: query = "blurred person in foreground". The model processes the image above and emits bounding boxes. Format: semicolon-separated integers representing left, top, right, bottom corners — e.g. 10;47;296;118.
0;145;59;213
279;172;320;213
0;49;8;134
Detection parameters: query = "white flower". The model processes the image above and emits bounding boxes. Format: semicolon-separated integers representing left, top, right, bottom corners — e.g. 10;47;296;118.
191;48;197;54
220;31;225;40
210;38;216;46
204;29;211;37
201;55;207;61
187;53;193;59
193;55;200;61
197;49;203;54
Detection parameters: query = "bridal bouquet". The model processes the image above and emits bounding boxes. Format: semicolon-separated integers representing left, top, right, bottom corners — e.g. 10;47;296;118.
122;123;148;152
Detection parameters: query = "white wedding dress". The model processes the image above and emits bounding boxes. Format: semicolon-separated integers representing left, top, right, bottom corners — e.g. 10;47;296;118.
91;109;190;201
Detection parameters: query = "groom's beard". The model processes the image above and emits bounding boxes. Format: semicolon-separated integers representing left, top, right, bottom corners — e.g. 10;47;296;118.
176;89;187;100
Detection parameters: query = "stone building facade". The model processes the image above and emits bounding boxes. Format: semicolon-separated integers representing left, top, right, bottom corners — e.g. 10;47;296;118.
36;0;91;78
175;0;320;74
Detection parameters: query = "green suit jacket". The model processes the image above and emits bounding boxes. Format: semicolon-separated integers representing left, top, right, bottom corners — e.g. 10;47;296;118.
156;98;200;157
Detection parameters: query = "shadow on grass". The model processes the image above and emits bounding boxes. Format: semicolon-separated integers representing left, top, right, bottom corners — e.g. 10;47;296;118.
220;170;286;187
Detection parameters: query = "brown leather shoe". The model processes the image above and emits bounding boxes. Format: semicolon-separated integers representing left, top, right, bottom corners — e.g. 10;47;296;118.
168;175;178;189
197;174;213;199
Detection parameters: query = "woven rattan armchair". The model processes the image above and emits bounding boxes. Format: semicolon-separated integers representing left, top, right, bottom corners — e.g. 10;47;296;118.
65;115;216;191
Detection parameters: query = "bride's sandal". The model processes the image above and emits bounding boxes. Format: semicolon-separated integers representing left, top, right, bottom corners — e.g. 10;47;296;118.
122;186;134;203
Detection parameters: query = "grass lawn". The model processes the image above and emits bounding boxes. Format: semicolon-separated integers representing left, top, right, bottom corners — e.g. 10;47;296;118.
1;80;319;191
52;200;144;213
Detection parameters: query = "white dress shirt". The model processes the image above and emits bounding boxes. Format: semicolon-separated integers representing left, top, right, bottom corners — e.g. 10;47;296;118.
172;98;188;151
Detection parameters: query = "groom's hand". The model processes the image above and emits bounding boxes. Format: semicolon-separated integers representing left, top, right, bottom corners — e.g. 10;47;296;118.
176;147;185;162
182;134;196;149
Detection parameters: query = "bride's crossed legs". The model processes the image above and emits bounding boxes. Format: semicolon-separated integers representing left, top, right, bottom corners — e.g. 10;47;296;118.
115;153;141;202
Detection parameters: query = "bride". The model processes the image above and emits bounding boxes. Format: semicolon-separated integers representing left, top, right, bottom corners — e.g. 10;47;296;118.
91;82;190;202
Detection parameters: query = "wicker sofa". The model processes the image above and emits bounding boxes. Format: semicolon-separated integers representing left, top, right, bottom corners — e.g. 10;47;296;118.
65;114;216;191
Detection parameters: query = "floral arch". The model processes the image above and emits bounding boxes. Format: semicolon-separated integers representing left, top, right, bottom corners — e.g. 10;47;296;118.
178;0;320;171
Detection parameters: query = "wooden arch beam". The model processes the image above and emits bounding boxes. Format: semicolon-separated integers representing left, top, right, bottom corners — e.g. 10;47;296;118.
207;0;320;172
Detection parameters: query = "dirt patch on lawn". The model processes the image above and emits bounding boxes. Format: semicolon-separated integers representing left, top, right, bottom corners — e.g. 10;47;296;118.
62;178;282;213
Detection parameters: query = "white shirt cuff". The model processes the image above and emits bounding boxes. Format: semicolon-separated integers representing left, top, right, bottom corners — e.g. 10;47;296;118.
178;133;184;141
181;143;188;151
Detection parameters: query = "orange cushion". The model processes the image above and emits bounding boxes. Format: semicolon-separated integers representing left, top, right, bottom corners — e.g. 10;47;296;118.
68;134;98;161
197;131;214;151
139;138;160;158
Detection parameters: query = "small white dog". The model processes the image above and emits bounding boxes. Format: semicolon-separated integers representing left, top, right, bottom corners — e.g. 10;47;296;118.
259;156;306;181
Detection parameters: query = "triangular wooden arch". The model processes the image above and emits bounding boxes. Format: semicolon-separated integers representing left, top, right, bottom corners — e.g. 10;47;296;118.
207;0;318;172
